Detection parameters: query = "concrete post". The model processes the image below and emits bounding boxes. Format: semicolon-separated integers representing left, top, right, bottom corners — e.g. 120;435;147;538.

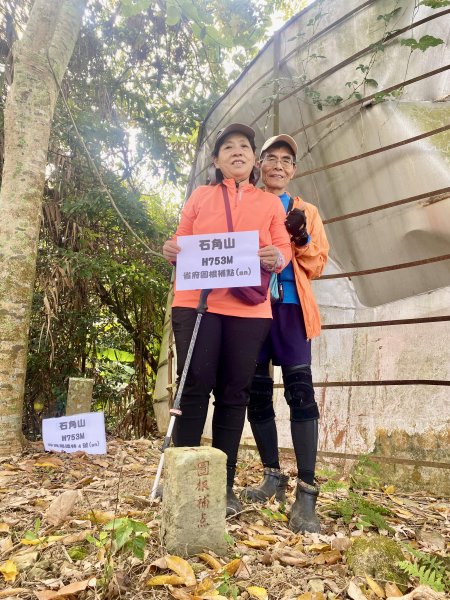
161;446;227;556
66;378;94;416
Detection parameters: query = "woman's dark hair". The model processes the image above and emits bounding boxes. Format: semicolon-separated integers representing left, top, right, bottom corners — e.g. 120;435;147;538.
212;131;256;157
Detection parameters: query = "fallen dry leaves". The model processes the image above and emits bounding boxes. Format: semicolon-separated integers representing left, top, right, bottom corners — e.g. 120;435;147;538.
0;559;18;583
387;585;446;600
247;585;268;600
34;576;96;600
165;555;197;586
0;588;29;597
44;490;82;526
0;439;448;600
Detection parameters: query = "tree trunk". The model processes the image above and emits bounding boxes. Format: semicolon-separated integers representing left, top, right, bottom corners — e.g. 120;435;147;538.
0;0;86;456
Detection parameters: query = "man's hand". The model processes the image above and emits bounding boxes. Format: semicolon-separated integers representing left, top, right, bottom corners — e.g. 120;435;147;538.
163;239;181;262
285;208;309;247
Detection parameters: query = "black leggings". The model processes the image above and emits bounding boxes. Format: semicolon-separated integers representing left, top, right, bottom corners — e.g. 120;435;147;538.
248;362;319;484
172;307;271;486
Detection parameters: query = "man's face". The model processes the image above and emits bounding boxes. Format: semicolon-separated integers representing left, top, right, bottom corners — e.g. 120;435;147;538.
260;145;297;195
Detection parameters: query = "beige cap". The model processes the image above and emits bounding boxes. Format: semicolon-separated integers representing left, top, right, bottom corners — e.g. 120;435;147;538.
259;134;297;159
213;123;255;154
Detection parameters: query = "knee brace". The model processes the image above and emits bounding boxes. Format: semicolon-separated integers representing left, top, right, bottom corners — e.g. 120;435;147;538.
283;366;319;422
247;375;275;423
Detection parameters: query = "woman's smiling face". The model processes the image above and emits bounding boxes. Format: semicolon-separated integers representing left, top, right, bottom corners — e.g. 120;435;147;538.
214;133;256;184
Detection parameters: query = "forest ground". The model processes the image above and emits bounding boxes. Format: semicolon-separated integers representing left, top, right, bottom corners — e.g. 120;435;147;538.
0;437;448;600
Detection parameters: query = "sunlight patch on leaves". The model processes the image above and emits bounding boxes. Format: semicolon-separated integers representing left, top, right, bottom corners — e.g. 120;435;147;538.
247;585;268;600
0;559;18;583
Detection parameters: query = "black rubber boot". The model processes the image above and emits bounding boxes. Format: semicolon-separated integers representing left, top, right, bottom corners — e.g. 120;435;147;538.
241;467;289;502
226;486;243;516
288;479;320;533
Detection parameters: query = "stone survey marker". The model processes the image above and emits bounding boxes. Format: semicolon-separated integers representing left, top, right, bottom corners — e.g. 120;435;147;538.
66;377;94;416
161;447;227;555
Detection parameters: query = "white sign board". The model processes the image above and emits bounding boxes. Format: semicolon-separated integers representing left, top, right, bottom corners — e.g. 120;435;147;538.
176;230;261;291
42;412;107;454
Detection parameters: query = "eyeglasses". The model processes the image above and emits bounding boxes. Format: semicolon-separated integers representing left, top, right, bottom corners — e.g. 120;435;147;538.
262;155;296;167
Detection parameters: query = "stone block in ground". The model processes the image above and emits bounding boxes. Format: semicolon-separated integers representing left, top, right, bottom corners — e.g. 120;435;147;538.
161;446;227;556
66;378;94;415
345;535;408;588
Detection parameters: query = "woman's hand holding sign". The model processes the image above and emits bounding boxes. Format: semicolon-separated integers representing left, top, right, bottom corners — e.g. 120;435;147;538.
258;244;283;272
163;239;181;262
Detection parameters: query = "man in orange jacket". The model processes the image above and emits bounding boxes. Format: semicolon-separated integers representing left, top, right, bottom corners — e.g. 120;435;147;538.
241;134;329;533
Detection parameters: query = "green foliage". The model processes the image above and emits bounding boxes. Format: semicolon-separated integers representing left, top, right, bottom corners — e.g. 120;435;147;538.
67;546;90;561
273;0;310;21
355;505;394;533
260;507;288;522
86;530;109;549
316;466;349;492
95;348;135;363
397;544;449;593
166;2;182;26
318;469;348;492
356;63;370;74
119;0;151;18
103;517;149;559
374;87;404;103
397;561;445;592
87;517;149;559
224;532;236;548
350;455;382;489
324;94;343;105
217;572;239;600
22;518;42;541
421;0;450;7
400;35;444;51
377;7;402;22
329;492;394;533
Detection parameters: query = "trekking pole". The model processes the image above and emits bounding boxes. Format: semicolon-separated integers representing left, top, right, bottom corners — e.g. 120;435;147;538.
150;288;212;500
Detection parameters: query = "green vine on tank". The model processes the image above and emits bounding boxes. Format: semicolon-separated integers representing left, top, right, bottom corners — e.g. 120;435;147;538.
420;0;450;7
373;0;444;102
262;0;445;113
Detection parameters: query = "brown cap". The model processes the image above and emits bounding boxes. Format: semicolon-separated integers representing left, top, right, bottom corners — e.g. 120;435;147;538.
213;123;255;154
259;134;297;159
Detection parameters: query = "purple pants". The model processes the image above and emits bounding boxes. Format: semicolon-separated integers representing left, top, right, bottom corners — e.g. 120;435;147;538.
258;302;311;366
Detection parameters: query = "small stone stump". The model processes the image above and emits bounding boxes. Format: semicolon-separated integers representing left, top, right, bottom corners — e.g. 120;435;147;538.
161;447;227;556
66;378;94;416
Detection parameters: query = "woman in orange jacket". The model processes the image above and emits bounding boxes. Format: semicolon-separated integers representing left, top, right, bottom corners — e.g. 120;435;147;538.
241;134;329;533
163;124;291;515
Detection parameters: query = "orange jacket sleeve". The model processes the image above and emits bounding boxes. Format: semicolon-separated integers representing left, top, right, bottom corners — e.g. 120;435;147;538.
173;188;201;238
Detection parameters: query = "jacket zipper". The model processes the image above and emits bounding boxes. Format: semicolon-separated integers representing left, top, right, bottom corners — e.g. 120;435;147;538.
236;181;243;206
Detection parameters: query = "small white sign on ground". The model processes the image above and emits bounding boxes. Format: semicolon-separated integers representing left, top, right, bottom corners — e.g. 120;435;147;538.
176;230;260;291
42;412;107;454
